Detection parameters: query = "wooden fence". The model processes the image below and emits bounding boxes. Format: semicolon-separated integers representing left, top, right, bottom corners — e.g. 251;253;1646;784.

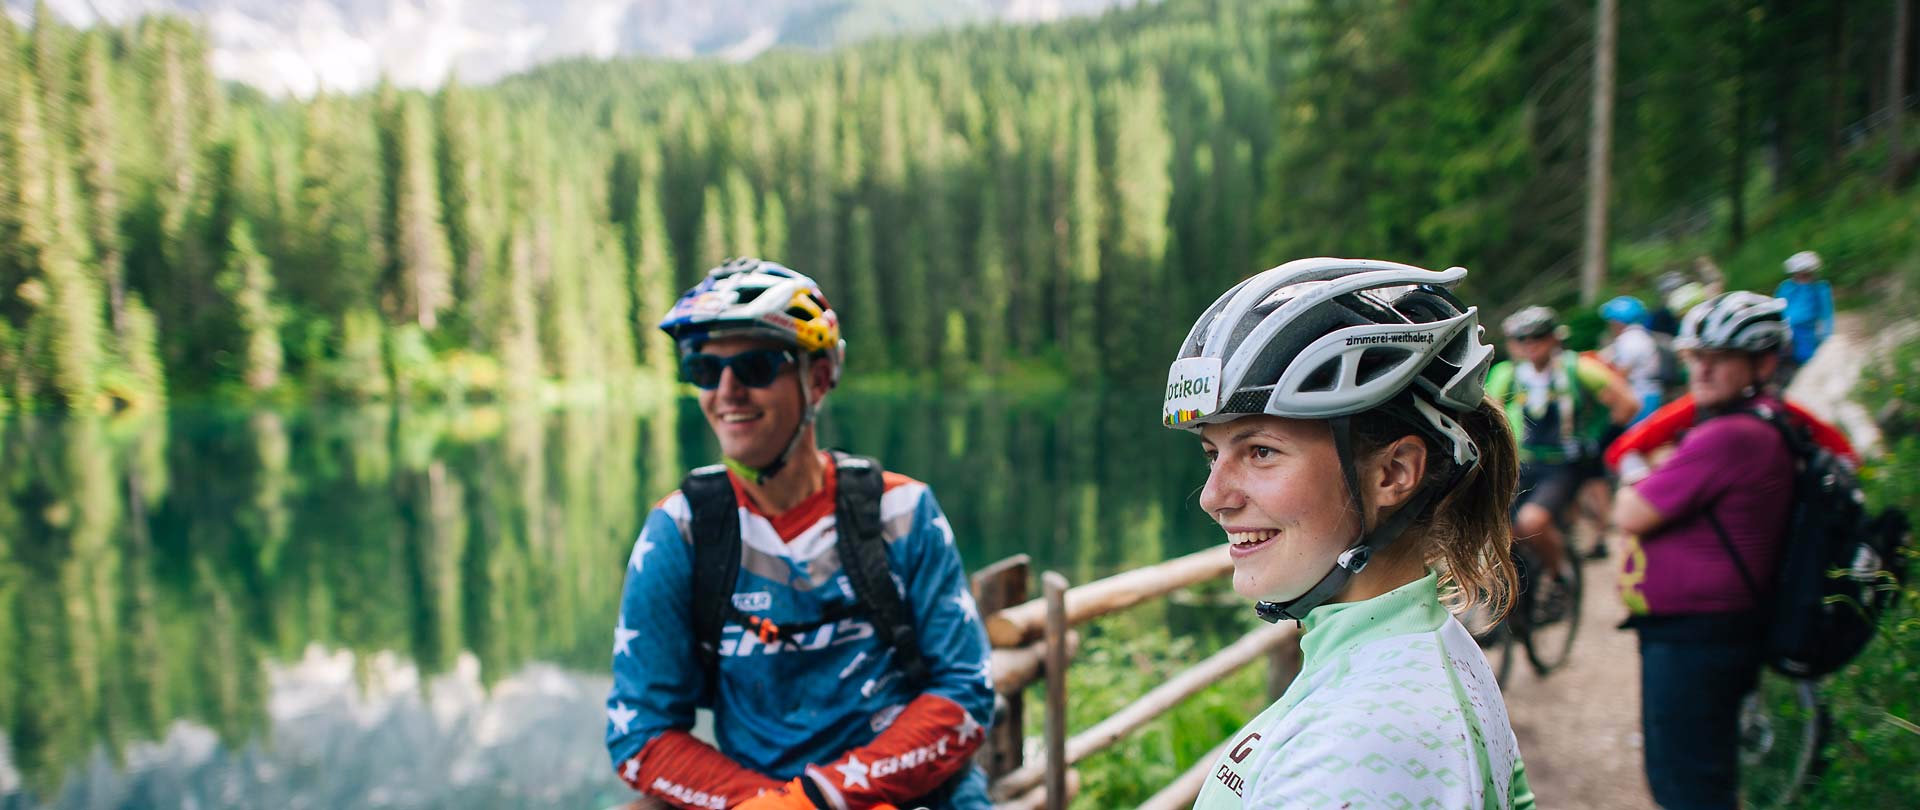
973;547;1302;809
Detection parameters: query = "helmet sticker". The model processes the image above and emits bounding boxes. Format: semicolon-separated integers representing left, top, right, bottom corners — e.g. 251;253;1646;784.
1164;357;1223;426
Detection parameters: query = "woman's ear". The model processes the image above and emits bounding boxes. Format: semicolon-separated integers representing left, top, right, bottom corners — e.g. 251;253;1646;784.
1370;435;1429;511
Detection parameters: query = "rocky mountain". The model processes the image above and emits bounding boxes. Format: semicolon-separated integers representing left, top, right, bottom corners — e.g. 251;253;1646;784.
7;0;1130;95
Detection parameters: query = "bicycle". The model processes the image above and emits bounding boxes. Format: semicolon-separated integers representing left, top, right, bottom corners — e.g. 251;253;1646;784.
1737;671;1829;809
1470;524;1583;685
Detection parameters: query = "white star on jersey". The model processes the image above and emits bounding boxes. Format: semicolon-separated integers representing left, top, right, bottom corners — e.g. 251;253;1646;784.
951;588;980;622
622;757;640;783
836;754;872;789
613;615;640;657
932;515;955;545
953;712;984;744
629;528;656;573
607;702;638;735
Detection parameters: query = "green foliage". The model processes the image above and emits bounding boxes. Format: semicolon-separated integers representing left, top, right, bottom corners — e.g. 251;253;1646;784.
1761;332;1920;807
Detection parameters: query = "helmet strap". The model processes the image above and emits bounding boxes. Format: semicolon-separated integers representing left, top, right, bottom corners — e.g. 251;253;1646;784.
1253;414;1450;624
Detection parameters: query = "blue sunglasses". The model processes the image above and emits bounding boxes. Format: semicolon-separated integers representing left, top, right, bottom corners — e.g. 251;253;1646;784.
679;349;797;390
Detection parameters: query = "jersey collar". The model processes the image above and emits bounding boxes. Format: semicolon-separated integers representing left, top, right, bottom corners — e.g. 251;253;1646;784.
1297;569;1450;673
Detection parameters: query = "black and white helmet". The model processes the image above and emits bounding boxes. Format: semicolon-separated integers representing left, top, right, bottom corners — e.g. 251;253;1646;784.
1163;258;1497;623
1675;291;1791;354
1162;258;1494;466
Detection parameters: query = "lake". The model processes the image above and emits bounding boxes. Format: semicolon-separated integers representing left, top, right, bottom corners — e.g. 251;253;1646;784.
0;389;1234;808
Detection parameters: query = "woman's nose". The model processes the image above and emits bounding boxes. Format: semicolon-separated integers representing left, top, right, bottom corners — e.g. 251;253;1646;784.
1198;464;1242;520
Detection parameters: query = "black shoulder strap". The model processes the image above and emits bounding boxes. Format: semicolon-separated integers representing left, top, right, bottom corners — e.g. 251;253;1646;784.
683;464;742;681
831;451;931;686
1704;508;1766;603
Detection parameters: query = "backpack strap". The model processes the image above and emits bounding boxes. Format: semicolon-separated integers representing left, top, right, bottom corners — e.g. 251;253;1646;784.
1701;405;1805;604
831;451;931;686
1703;508;1766;603
683;464;742;683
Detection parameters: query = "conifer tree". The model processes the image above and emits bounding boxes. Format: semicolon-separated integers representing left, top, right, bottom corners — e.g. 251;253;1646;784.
217;220;283;391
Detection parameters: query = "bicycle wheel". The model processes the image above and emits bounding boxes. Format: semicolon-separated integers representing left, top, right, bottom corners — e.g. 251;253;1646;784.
1738;673;1827;809
1521;539;1582;675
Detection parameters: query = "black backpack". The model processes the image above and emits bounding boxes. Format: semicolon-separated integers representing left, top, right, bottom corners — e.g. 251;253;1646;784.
1705;406;1912;679
681;451;929;689
1650;331;1687;394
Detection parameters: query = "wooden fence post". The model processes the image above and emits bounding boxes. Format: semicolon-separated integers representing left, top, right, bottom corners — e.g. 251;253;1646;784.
1043;571;1070;810
970;554;1031;780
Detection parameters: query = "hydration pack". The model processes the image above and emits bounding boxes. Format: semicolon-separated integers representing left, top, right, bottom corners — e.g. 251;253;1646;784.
1707;406;1911;679
681;451;929;688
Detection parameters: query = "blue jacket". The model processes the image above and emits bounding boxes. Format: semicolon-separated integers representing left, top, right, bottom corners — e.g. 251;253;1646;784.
1774;279;1833;361
606;466;995;808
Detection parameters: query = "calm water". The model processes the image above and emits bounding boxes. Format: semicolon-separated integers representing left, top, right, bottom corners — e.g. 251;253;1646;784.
0;389;1232;808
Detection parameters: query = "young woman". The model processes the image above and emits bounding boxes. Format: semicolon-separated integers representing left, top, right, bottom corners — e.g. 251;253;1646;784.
1165;258;1535;809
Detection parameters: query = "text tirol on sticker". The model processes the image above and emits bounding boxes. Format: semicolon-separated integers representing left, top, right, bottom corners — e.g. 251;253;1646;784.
1163;357;1223;426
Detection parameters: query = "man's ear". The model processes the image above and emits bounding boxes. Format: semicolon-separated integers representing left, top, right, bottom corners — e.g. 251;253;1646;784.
1370;435;1429;510
808;356;835;405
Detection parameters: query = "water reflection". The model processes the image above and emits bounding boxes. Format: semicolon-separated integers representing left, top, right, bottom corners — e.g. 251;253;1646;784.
0;389;1226;807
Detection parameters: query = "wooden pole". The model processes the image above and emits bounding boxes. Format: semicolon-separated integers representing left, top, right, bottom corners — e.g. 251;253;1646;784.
1136;739;1233;810
971;554;1030;780
1890;0;1913;184
986;546;1230;647
1580;0;1618;304
999;769;1081;810
991;630;1080;694
1043;571;1070;810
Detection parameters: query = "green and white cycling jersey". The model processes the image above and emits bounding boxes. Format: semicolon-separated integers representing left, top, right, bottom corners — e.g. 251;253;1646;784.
1194;571;1536;809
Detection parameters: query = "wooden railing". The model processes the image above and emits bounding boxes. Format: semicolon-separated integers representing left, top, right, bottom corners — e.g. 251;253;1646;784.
973;547;1303;809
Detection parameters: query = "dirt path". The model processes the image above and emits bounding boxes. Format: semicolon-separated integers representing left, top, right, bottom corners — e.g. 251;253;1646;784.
1502;313;1890;809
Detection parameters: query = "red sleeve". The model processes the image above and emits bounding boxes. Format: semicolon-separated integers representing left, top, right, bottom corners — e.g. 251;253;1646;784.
1605;394;1697;469
1781;399;1862;467
615;730;784;809
801;694;985;810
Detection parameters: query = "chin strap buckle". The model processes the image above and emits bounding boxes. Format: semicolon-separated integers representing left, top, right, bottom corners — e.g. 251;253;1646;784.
1337;545;1371;573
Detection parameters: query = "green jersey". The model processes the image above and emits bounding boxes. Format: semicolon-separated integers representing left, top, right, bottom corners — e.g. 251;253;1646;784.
1485;350;1618;464
1192;572;1535;809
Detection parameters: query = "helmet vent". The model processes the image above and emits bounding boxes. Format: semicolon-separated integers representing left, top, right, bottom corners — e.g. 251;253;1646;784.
1357;347;1410;385
786;305;813;319
1300;358;1341;393
734;286;770;304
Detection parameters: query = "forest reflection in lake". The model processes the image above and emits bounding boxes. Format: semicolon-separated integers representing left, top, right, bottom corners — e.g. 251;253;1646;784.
0;390;1242;808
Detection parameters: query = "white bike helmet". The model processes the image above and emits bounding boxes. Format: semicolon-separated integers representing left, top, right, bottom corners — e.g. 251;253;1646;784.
1784;250;1823;276
1162;257;1496;622
1674;290;1791;354
659;258;847;482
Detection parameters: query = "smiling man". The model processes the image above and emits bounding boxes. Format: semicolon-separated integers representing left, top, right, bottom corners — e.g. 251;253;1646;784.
605;258;994;810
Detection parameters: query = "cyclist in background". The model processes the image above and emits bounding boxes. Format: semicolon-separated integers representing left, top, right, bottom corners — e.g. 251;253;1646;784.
1774;250;1834;385
1486;307;1639;572
1167;257;1533;809
1646;272;1689;336
1611;291;1796;810
605;258;994;810
1599;296;1667;424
